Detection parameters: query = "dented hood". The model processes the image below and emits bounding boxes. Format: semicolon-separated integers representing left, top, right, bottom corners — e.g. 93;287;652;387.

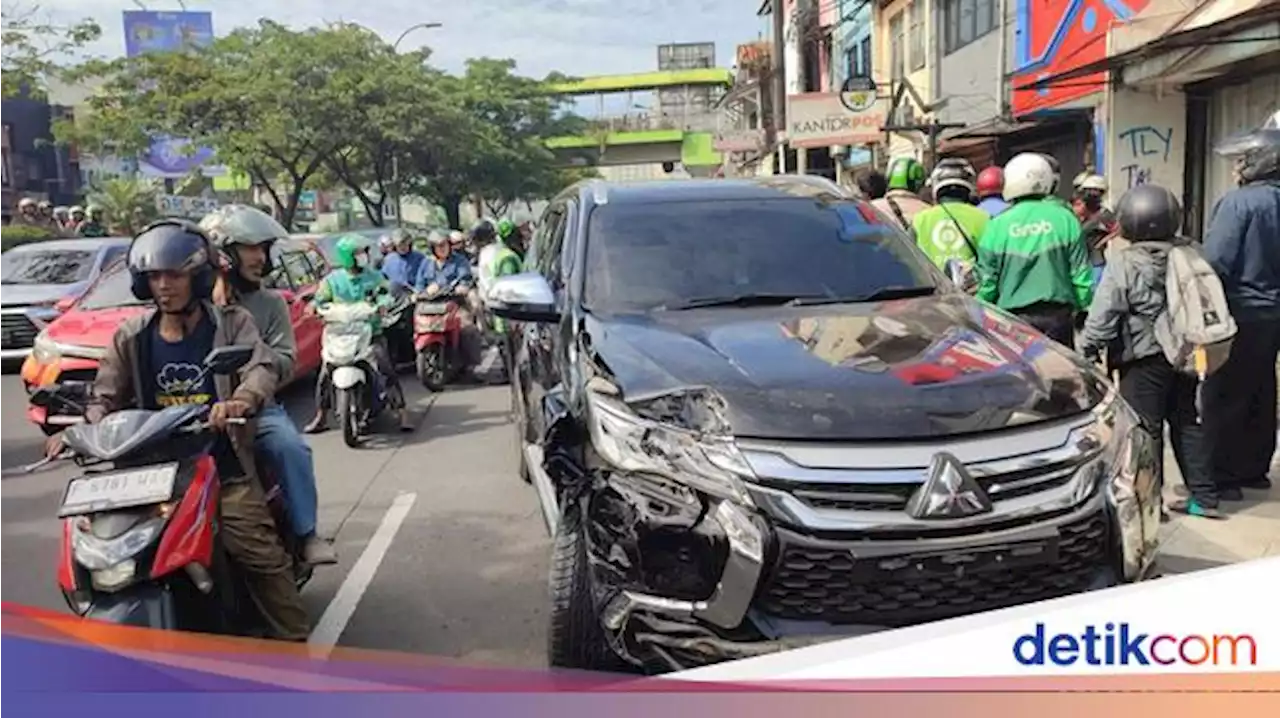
582;295;1108;440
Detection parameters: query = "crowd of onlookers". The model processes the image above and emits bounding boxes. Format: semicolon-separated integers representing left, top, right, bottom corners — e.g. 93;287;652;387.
7;197;111;237
849;112;1280;522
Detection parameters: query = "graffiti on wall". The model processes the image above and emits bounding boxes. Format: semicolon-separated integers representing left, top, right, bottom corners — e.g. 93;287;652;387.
1106;86;1186;202
1011;0;1150;116
1116;125;1174;188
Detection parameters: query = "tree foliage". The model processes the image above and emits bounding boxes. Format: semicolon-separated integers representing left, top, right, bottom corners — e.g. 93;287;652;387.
1;2;101;99
87;176;160;235
57;19;588;229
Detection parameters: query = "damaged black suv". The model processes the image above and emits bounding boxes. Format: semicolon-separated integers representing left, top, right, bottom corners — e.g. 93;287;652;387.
487;176;1162;673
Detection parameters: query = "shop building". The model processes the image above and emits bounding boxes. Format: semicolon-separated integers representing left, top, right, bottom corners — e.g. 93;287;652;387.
1026;0;1279;234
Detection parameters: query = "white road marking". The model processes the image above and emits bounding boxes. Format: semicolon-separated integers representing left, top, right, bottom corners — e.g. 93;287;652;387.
307;491;417;656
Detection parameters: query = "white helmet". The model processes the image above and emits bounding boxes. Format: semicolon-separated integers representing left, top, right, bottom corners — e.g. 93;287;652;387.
1003;153;1057;201
1077;174;1107;193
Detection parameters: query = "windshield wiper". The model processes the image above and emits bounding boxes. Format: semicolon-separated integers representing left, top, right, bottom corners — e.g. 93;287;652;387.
803;286;936;304
662;293;838;311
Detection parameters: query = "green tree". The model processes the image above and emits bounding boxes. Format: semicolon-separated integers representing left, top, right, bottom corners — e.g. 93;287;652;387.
87;176;160;235
408;59;582;228
60;21;374;228
1;2;101;98
315;24;463;227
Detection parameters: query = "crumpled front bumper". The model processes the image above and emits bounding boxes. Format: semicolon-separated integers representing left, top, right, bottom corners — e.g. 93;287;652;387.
595;484;1148;670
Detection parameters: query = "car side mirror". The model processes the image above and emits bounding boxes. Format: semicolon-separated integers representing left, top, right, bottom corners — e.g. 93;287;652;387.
203;345;254;375
487;272;561;323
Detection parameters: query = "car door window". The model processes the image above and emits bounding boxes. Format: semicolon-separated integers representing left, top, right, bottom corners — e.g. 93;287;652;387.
537;209;569;289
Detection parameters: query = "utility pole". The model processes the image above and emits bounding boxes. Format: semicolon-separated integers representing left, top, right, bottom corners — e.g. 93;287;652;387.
770;0;787;175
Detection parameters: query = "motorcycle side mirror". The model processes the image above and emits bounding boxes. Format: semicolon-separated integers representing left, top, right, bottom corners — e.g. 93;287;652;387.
203;345;254;375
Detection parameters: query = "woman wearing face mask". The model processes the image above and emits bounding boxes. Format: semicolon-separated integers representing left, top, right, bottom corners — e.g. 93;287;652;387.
303;234;413;433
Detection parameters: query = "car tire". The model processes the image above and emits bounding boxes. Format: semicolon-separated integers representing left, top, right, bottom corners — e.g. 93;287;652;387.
547;503;628;672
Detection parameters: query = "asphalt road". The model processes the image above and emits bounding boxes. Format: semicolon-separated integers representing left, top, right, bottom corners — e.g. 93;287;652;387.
0;371;552;667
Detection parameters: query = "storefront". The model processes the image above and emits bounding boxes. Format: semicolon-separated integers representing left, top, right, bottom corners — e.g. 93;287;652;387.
1019;0;1279;234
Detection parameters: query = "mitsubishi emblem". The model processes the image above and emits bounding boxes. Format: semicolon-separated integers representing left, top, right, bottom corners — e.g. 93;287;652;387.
906;452;993;519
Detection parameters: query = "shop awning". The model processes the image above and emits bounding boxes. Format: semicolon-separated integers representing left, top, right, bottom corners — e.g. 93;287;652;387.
1015;0;1280;91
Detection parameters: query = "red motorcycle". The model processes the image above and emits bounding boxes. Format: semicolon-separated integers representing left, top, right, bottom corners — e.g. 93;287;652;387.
27;346;311;634
414;280;469;392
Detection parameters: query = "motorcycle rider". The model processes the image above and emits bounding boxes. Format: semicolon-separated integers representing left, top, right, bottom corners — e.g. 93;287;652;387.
415;230;482;375
976;152;1092;346
304;234;414;433
449;229;472;263
53;205;72;232
14;197;41;226
44;220;310;640
68;205;87;231
911;159;989;272
872;157;931;236
77;206;110;238
201;205;338;566
381;229;426;290
976;166;1009;218
1072;174;1117;289
495;219;527;262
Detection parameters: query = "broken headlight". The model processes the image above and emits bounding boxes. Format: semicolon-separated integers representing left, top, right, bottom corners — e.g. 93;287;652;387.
587;390;754;506
1068;386;1149;502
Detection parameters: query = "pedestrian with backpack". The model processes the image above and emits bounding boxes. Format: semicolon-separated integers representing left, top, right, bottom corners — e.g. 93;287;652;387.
1201;113;1280;497
1079;184;1228;519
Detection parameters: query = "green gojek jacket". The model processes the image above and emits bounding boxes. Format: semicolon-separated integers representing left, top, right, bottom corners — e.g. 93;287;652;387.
489;244;523;335
312;267;394;334
975;198;1093;312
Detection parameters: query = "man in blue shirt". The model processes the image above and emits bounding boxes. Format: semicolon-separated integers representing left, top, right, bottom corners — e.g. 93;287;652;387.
379;229;426;292
976;166;1010;218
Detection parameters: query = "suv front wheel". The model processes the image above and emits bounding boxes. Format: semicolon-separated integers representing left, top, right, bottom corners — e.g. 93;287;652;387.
546;503;627;672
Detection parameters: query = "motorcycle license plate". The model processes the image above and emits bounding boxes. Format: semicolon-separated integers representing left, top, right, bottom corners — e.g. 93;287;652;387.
59;463;179;517
417;302;449;315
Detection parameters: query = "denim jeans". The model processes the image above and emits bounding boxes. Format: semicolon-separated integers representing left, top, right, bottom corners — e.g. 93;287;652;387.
255;403;319;538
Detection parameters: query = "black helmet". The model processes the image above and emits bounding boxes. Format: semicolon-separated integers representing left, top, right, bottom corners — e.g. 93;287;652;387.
470;219;496;243
1116;184;1181;241
930;158;977;201
1216;111;1280;184
128;220;217;302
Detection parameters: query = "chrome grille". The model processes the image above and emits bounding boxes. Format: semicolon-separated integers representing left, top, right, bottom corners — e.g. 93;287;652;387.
1;312;39;350
738;415;1100;532
757;511;1110;626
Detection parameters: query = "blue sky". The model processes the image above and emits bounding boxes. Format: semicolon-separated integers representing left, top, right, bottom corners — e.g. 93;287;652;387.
39;0;771;79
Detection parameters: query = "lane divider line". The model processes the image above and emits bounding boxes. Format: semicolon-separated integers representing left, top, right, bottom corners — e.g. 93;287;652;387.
307;491;417;657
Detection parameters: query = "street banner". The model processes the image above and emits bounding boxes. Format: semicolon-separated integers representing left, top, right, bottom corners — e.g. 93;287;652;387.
122;11;225;178
155;193;220;219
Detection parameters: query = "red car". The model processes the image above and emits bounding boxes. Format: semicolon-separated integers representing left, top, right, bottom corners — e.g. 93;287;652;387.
21;237;330;433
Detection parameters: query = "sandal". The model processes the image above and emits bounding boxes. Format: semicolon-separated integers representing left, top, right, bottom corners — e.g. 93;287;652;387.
1167;497;1226;520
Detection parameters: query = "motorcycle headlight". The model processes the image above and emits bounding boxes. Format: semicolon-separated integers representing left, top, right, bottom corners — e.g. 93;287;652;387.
586;390;754;505
31;331;61;365
73;517;165;571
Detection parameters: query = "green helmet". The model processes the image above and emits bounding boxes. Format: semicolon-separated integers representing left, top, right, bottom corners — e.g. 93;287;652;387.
886;157;926;192
333;234;368;270
496;218;517;240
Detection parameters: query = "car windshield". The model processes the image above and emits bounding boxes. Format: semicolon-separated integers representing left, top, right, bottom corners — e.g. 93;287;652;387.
582;198;940;313
78;260;146;310
1;249;96;285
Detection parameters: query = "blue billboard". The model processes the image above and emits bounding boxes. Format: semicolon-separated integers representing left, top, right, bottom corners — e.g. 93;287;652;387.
122;11;223;178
